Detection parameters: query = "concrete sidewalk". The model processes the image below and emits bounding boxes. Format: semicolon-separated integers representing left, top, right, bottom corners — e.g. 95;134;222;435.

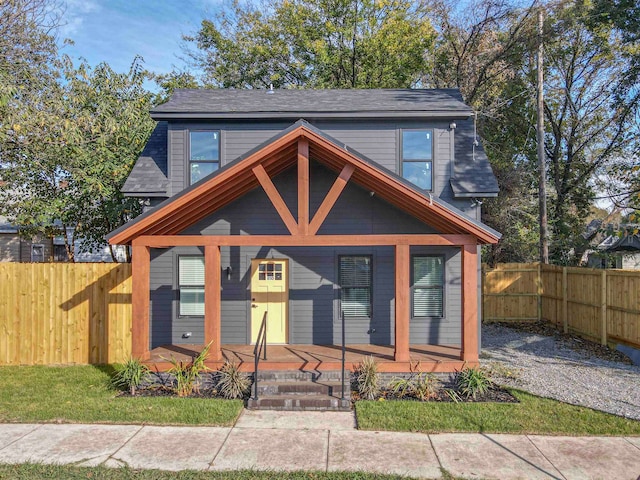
0;411;638;480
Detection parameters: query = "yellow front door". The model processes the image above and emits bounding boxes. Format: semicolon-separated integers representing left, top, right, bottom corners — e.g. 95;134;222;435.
250;259;288;344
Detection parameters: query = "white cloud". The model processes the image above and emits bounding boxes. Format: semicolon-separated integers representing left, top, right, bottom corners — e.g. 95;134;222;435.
59;0;100;37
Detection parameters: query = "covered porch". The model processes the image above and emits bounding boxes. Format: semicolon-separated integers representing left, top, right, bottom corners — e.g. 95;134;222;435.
147;343;464;373
108;123;500;372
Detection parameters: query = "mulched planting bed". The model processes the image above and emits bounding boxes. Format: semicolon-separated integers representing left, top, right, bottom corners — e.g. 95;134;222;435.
117;386;223;398
352;385;519;403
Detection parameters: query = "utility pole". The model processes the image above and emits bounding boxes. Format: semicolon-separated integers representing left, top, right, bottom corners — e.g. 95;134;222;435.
537;7;549;264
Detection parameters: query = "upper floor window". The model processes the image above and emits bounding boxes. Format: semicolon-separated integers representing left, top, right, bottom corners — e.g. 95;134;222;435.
401;130;433;191
189;131;220;184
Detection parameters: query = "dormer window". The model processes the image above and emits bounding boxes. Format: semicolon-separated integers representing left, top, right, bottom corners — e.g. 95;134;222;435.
401;130;433;191
189;131;220;184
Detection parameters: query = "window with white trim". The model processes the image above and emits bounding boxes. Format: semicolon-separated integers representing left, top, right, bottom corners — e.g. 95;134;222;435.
189;131;220;184
412;255;444;318
401;129;433;190
178;256;205;316
339;255;372;318
31;244;45;262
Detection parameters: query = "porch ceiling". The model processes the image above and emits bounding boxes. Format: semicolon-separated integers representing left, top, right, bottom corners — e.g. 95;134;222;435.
108;121;500;245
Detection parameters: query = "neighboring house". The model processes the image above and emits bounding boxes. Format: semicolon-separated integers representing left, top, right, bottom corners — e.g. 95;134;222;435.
585;225;640;270
0;216;58;262
0;216;126;263
107;89;501;372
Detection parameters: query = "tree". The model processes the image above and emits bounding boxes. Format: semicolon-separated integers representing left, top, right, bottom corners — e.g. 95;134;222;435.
1;57;155;262
427;0;541;264
184;0;436;89
540;0;638;263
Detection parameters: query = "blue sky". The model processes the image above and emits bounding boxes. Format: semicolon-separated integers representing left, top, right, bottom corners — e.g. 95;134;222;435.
59;0;222;82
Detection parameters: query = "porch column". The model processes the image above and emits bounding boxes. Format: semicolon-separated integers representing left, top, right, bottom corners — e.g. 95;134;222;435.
461;243;479;362
205;244;222;361
394;243;410;362
131;245;150;360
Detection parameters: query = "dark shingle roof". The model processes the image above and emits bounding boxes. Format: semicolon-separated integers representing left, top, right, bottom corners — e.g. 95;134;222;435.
151;88;473;119
0;215;17;234
122;122;169;197
451;117;499;197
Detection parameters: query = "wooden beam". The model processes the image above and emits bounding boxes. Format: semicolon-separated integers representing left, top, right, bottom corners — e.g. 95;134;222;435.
309;164;354;235
298;138;309;235
131;245;150;360
205;245;222;361
461;243;479;362
252;164;299;235
394;243;410;362
132;233;478;248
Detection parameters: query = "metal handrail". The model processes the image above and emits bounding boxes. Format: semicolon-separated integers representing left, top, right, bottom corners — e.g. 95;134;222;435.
253;312;268;400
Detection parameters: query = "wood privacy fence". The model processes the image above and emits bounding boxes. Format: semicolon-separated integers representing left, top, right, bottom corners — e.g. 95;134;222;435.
483;263;640;349
0;263;132;365
1;262;638;366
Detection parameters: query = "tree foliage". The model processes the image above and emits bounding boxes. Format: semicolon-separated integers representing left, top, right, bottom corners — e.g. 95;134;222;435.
0;1;155;262
184;0;436;89
1;57;155;261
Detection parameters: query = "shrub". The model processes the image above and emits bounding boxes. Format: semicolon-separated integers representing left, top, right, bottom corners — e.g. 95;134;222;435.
354;356;380;400
411;373;441;401
111;358;150;396
388;372;441;401
164;342;211;397
215;361;251;399
454;366;493;399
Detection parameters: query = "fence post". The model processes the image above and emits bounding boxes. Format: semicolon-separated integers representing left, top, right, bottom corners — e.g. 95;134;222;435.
537;263;542;322
601;269;607;345
481;265;486;323
562;267;568;334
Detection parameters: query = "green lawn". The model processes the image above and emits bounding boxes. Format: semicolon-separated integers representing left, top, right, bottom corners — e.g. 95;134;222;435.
0;365;242;426
355;389;640;435
0;464;427;480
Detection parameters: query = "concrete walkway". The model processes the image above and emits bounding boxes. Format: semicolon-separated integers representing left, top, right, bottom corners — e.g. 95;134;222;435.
0;411;638;480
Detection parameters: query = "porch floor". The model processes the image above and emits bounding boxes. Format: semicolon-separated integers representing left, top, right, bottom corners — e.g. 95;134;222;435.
146;344;470;373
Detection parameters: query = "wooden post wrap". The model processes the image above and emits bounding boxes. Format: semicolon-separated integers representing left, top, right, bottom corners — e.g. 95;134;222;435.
461;244;479;362
394;243;410;362
131;245;150;360
205;245;222;360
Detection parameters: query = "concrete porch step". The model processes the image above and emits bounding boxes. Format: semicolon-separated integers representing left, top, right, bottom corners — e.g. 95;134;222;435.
247;394;352;411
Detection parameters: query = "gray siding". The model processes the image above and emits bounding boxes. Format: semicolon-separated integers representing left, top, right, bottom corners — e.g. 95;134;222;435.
165;119;478;219
168;126;186;196
0;233;20;262
150;246;206;347
409;246;461;346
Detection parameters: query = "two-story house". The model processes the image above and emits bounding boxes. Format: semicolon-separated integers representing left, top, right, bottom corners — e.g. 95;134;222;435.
107;89;500;373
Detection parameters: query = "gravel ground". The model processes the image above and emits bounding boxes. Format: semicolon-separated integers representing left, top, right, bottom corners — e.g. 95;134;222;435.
481;322;640;420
